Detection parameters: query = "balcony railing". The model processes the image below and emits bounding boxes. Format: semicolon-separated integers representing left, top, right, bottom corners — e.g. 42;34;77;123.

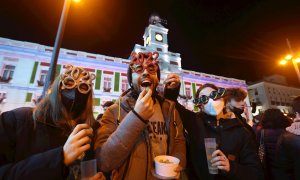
103;87;111;92
37;80;45;87
0;76;12;83
0;96;6;104
32;95;42;105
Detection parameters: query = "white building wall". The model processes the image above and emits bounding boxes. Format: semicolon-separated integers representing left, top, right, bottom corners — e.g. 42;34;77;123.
0;21;250;117
248;81;300;114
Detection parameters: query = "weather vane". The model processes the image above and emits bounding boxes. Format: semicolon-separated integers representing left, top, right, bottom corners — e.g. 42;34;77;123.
149;14;167;26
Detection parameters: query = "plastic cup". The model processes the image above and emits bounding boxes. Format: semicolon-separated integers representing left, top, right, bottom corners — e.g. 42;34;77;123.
154;155;180;177
204;138;218;174
81;159;97;179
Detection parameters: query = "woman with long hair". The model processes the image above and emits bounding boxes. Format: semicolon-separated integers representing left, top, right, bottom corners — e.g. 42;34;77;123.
256;108;291;180
0;65;104;179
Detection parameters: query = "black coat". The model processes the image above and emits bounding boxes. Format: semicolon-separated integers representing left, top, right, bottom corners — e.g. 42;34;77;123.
175;103;263;180
274;131;300;180
235;113;257;147
0;107;68;179
0;107;98;180
256;128;285;180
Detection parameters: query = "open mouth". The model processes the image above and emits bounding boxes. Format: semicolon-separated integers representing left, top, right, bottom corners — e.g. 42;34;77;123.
140;79;152;91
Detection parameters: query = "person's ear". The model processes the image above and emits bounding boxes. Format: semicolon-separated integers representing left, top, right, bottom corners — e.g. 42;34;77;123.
225;101;232;113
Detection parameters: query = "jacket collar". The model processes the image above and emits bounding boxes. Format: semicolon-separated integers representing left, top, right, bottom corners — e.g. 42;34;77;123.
199;112;243;130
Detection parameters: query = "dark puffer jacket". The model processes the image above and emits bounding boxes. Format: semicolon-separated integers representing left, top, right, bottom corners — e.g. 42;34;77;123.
274;130;300;180
0;107;99;180
175;102;263;180
0;107;68;180
256;128;285;180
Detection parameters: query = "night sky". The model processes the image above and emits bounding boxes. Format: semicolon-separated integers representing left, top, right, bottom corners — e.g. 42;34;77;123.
1;0;300;86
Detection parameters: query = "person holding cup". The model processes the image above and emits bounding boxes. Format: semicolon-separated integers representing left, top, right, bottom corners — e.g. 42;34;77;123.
0;65;104;179
164;74;263;180
94;52;186;179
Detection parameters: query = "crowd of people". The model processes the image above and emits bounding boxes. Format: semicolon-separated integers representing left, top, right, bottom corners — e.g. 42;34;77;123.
0;51;299;180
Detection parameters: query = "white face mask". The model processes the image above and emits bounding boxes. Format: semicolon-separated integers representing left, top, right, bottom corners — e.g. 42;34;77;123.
203;98;224;116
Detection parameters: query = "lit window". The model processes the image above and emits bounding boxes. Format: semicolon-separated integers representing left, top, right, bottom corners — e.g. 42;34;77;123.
39;70;48;83
2;65;15;80
0;92;6;103
0;92;6;99
186;87;191;98
121;78;128;92
103;76;112;91
0;92;6;98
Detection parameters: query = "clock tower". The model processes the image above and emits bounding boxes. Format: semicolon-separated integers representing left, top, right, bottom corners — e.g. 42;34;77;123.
131;15;182;74
143;15;169;53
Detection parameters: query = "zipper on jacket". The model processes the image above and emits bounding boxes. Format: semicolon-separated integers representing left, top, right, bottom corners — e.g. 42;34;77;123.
216;118;221;149
144;130;150;180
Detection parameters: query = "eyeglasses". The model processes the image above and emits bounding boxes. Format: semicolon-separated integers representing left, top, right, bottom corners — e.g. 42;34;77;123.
61;76;92;94
130;52;159;75
130;63;158;75
193;88;226;105
60;65;95;94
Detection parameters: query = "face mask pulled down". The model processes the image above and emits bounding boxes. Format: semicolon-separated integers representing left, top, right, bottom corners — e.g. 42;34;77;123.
232;106;244;115
203;98;225;116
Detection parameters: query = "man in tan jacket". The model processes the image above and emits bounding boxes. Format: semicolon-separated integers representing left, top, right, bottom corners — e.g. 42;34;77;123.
94;52;186;179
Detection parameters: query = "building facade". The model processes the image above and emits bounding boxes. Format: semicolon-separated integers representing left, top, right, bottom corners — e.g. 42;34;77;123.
248;81;300;115
0;17;249;117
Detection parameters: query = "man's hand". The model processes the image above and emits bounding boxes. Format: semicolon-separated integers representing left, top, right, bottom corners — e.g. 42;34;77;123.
211;150;230;173
174;165;182;179
164;74;181;89
63;124;93;166
134;88;154;120
88;172;106;180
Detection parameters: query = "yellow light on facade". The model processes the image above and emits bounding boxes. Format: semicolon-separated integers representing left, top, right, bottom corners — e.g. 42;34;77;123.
279;60;287;65
73;0;81;3
285;54;293;60
295;58;300;63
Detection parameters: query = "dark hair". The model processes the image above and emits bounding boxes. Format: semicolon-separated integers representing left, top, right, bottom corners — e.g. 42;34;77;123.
261;108;291;129
195;83;218;98
292;96;300;114
224;88;247;102
33;74;95;134
102;101;114;108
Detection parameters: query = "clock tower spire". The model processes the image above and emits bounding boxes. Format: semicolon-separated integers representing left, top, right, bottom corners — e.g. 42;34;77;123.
131;14;182;74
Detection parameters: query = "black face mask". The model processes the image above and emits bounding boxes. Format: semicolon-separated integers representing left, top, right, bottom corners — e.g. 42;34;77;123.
232;106;244;115
61;89;89;118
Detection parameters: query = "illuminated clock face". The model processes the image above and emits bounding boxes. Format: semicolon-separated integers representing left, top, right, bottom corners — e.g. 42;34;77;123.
155;33;163;42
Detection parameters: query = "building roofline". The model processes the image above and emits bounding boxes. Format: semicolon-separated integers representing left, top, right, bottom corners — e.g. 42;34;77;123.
248;80;300;89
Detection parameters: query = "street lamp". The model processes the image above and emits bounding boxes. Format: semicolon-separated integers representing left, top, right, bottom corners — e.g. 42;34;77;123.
279;54;300;83
278;38;300;84
41;0;79;99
